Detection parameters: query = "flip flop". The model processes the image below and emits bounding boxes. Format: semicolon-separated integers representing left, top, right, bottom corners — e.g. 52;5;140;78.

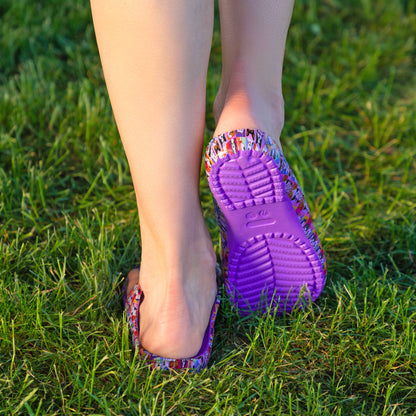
123;272;220;371
205;129;326;315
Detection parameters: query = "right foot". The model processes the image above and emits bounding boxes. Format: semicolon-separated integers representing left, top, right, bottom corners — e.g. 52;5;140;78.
213;74;285;143
205;129;327;315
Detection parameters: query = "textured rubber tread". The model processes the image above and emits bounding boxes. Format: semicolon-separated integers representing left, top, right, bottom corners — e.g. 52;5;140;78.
209;150;325;315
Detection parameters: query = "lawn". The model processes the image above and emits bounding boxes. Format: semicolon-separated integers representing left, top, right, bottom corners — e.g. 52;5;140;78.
0;0;415;415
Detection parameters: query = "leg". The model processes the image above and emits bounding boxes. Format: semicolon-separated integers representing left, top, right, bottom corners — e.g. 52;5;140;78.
90;0;216;358
206;0;326;315
214;0;294;143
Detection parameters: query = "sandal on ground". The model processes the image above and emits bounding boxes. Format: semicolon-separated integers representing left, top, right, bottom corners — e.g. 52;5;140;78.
123;273;220;371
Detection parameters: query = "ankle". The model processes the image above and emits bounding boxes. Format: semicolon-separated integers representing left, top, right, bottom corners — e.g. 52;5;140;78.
213;75;285;143
139;230;216;286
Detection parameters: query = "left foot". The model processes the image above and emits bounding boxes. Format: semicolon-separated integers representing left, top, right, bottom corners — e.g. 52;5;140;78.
125;223;218;359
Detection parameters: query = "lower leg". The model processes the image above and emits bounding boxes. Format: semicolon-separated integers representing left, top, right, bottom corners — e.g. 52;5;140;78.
207;1;326;316
90;0;216;358
214;0;294;143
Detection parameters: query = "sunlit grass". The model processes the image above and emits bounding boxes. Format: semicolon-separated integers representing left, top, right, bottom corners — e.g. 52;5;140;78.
1;0;415;414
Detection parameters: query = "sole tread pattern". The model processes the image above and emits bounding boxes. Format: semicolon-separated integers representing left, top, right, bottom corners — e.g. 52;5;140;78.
209;150;326;315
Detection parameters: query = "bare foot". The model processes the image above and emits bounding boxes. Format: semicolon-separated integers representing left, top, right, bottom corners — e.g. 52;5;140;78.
213;74;285;145
126;233;218;359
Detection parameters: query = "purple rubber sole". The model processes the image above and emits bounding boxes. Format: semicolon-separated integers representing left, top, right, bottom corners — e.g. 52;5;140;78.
208;149;326;315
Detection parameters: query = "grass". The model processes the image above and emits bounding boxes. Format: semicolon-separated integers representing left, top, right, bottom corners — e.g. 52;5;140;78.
0;0;415;414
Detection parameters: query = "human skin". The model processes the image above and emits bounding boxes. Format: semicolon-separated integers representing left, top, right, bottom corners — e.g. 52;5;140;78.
90;0;294;359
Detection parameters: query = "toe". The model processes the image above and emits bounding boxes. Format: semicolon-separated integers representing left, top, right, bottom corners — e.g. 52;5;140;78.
127;268;140;293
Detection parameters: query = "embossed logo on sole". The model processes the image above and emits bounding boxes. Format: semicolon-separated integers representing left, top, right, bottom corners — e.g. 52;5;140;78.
245;209;276;228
